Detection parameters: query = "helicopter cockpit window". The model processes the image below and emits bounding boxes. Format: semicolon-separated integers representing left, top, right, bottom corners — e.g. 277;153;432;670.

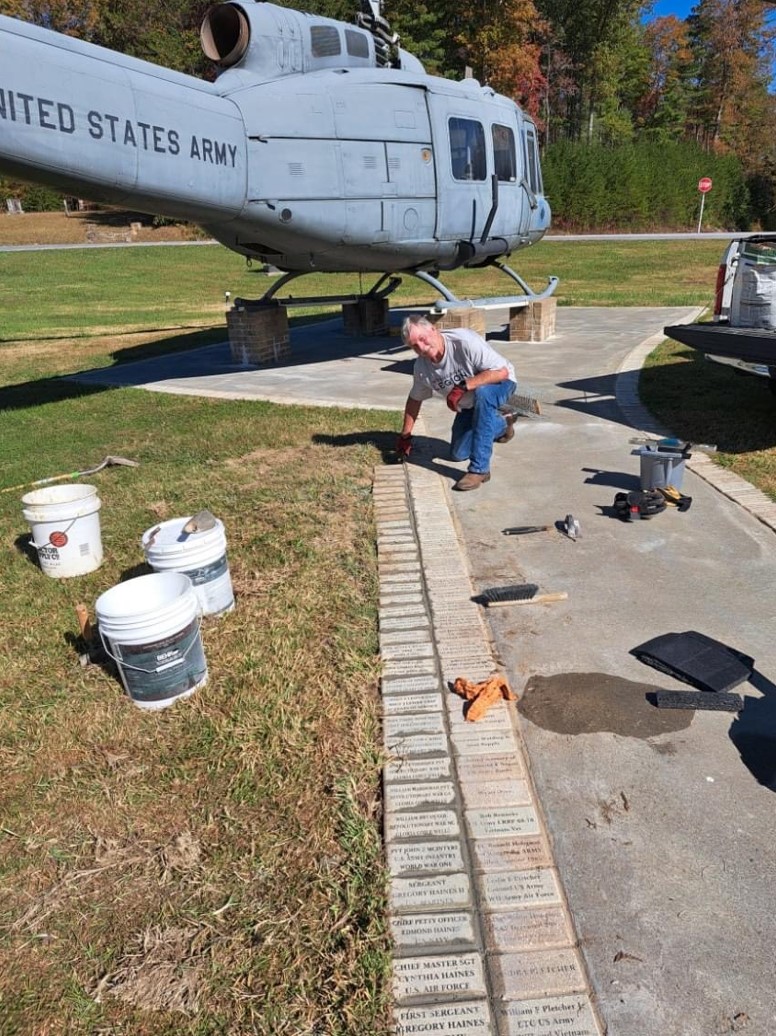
311;25;341;58
448;118;486;182
345;29;369;58
525;129;541;194
492;124;516;182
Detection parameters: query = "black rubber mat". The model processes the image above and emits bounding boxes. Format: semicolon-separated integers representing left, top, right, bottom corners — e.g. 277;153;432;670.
655;690;744;712
631;631;754;693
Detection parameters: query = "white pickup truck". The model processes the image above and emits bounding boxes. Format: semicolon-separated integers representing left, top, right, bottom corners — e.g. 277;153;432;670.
664;234;776;389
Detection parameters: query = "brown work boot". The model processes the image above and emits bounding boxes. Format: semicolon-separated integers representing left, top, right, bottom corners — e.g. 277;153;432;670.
496;412;517;443
454;471;491;492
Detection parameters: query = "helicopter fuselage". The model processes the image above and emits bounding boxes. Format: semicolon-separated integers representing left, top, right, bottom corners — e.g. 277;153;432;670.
0;2;551;274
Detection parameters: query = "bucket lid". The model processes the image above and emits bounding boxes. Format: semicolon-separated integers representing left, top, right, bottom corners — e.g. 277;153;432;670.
142;516;225;557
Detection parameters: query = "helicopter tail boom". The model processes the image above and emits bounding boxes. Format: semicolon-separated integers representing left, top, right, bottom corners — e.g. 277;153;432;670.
0;14;247;222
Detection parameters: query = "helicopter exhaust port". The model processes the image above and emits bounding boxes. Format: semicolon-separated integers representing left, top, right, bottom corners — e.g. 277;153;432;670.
201;4;250;68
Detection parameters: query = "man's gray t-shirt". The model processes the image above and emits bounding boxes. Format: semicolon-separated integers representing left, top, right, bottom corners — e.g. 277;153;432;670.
409;328;516;410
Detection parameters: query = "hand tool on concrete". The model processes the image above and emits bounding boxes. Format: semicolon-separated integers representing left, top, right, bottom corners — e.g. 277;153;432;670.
655;690;743;712
476;583;568;607
2;455;139;494
502;525;552;536
500;390;542;419
560;514;581;539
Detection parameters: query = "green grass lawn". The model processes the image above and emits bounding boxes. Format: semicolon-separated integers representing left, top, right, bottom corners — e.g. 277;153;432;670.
0;237;774;1034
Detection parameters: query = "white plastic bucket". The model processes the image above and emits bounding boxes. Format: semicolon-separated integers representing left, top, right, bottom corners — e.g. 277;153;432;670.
95;571;208;711
21;483;103;578
141;516;234;616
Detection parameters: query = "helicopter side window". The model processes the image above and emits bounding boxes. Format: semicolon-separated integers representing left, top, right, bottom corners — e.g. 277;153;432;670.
448;118;486;182
492;124;516;182
345;29;369;58
311;25;341;58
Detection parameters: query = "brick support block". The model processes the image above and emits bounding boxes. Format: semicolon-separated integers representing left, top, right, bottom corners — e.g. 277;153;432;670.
508;298;557;342
429;309;487;336
227;304;290;365
342;297;389;336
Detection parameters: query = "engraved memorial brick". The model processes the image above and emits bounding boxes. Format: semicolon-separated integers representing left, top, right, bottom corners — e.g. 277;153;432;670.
471;835;551;872
382;675;440;695
387;840;465;876
390;912;477;952
393;953;486;1002
383;659;437;676
466;806;540;838
459;777;532;809
484;906;572;953
456;753;525;783
496;994;601;1036
381;629;433;644
385;756;452;783
453;728;517;756
382;692;443;716
385;781;456;812
381;642;435;661
385;714;445;741
390;872;471;912
387;733;449;757
386;810;460;840
479;869;562;910
394;1001;491;1035
490;949;587;999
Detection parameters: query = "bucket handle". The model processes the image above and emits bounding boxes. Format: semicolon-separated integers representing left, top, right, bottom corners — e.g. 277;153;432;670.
98;615;203;674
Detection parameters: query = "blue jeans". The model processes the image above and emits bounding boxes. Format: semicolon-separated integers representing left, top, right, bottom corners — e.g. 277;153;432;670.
450;380;517;474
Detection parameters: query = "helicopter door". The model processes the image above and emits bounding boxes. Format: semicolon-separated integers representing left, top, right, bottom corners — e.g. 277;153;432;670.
427;93;494;244
484;119;523;242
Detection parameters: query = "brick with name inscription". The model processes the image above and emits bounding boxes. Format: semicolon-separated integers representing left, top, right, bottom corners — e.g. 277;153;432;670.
382;675;440;695
386;810;460;841
390;872;471;912
380;615;429;632
381;628;433;644
479;868;562;910
452;728;517;756
382;692;443;716
385;714;445;742
459;777;532;809
471;835;552;872
466;806;540;839
490;949;587;999
496;994;602;1036
390;912;477;952
394;1001;492;1035
387;733;449;757
484;906;572;953
383;659;437;677
384;756;452;783
455;753;525;782
387;840;464;876
385;781;456;812
393;952;486;1002
381;642;435;661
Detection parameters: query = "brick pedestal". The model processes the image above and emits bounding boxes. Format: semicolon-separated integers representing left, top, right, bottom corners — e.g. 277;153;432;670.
429;309;487;336
508;298;556;342
227;303;290;365
342;297;389;336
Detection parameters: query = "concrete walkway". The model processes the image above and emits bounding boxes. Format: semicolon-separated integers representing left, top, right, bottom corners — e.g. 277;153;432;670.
69;307;776;1035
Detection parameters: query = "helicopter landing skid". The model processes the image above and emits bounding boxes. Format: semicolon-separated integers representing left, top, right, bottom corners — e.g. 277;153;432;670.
415;263;559;313
247;270;402;308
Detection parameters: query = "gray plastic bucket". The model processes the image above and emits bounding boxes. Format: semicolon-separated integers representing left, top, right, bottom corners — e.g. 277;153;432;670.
636;447;689;491
95;572;208;711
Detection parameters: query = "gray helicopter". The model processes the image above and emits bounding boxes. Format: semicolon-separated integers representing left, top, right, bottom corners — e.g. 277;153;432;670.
0;0;555;304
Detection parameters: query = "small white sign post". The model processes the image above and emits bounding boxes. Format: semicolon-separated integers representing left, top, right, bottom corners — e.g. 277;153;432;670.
697;177;713;233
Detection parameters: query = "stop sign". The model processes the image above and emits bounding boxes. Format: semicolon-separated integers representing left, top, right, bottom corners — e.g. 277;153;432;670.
698;177;713;193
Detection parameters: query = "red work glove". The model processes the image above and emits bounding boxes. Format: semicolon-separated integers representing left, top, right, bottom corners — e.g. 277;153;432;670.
396;434;412;458
446;380;467;412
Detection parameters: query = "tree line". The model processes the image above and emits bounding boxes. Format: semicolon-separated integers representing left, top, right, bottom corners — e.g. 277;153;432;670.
2;0;774;229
